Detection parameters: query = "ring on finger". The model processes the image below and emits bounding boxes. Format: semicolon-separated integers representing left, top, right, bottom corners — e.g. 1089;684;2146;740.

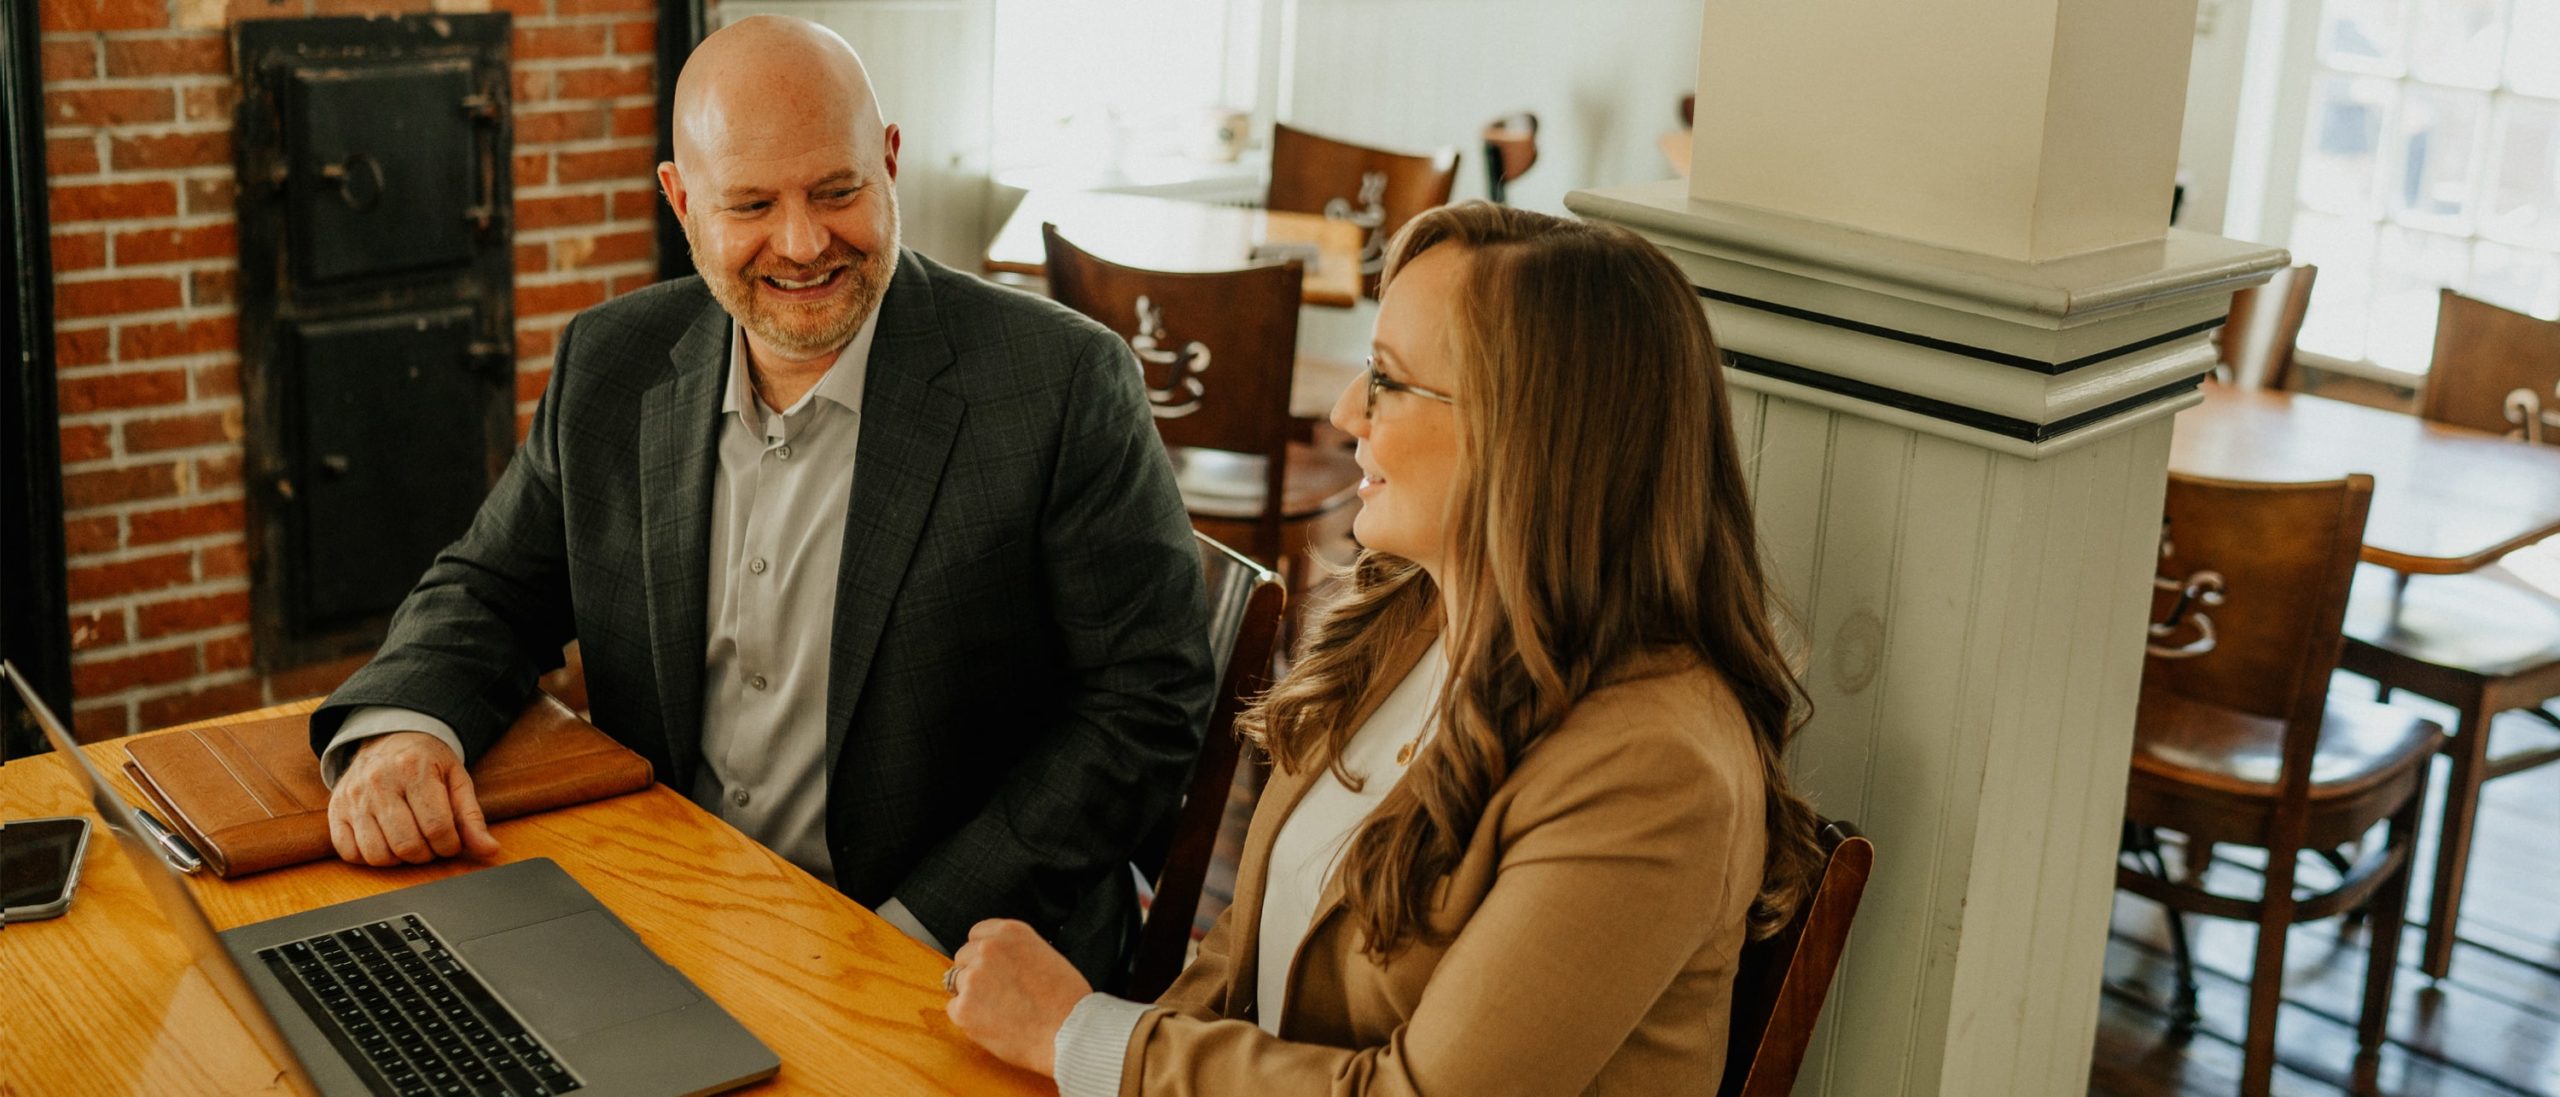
943;965;958;995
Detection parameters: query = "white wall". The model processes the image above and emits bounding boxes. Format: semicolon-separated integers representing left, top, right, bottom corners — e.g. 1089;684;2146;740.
2176;0;2254;235
1283;0;1703;215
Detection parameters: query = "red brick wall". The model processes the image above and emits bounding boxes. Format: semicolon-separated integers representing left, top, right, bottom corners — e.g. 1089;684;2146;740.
42;0;662;740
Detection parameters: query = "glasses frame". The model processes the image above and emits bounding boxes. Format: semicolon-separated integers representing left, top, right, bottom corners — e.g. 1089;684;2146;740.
1363;356;1456;419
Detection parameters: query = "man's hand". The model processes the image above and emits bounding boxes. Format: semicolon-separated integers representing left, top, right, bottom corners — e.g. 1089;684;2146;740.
946;919;1091;1077
327;731;500;866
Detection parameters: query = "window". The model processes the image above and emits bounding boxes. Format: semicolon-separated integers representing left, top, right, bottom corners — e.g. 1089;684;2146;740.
988;0;1274;177
2277;0;2560;376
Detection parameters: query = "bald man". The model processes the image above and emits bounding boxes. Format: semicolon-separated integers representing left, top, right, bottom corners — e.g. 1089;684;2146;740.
307;16;1215;985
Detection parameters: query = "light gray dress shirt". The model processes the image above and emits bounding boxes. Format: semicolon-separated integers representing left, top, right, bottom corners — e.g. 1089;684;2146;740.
323;285;947;951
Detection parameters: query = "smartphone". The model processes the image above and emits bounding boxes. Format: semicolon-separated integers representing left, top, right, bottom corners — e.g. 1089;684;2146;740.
2;816;94;923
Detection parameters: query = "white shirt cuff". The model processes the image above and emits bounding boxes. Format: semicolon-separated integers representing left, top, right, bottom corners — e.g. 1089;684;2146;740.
320;707;465;789
877;897;948;955
1053;992;1151;1097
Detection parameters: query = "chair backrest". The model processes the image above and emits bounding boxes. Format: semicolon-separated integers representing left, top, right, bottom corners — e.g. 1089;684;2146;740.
1042;223;1303;558
1126;532;1287;1000
2416;288;2560;440
1719;820;1874;1097
1481;112;1539;205
2216;263;2318;391
2147;473;2372;743
1266;123;1459;290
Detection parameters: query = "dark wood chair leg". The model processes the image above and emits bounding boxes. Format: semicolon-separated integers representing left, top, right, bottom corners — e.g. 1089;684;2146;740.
2316;845;2372;927
2241;852;2302;1097
2162;904;2203;1036
2356;801;2422;1090
2127;825;2204;1034
2421;696;2495;979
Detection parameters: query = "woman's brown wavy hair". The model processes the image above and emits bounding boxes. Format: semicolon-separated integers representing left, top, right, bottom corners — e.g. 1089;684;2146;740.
1237;201;1823;957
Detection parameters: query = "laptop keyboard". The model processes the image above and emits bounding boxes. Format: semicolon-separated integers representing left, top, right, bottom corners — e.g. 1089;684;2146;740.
258;914;584;1097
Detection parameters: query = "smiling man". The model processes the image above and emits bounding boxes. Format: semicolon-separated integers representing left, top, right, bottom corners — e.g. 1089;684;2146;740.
306;15;1215;985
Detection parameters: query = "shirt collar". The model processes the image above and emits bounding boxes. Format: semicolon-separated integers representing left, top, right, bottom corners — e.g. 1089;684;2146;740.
720;281;888;430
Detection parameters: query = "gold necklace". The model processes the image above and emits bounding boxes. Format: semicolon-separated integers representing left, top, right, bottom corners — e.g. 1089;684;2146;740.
1396;655;1450;766
1396;716;1439;765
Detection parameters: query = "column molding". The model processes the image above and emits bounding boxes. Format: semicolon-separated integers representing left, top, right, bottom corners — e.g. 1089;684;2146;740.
1569;180;2286;458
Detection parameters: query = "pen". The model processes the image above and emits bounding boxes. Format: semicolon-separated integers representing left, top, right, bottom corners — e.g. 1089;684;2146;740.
126;800;204;875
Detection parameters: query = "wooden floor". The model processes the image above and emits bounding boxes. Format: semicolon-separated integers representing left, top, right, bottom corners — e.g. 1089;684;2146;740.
2093;684;2560;1096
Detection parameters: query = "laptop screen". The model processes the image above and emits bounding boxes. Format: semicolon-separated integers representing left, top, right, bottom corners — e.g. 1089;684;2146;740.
1;660;323;1097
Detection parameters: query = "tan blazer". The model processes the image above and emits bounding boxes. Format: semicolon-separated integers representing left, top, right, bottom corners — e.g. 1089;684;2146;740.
1118;627;1770;1096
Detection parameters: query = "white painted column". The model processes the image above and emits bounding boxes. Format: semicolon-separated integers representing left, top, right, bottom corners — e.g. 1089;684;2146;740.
1569;0;2288;1092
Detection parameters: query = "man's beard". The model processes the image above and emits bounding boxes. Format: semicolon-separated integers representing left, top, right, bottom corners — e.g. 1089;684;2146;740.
688;203;899;360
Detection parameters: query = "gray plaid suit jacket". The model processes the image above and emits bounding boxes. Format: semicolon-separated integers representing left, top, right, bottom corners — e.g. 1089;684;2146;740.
313;249;1215;983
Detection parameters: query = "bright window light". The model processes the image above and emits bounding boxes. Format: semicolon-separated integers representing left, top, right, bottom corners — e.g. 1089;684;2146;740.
2286;0;2560;373
989;0;1266;174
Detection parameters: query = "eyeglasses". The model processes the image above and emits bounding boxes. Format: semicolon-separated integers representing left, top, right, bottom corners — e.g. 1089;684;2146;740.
1363;356;1456;419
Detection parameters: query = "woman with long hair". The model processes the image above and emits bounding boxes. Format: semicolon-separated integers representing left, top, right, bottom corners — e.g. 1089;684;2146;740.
945;201;1825;1095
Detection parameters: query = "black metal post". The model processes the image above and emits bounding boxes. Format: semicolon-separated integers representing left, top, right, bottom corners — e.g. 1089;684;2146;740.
653;0;708;283
1;0;75;759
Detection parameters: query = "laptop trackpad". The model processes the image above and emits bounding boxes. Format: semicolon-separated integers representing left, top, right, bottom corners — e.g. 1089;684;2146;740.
459;910;703;1040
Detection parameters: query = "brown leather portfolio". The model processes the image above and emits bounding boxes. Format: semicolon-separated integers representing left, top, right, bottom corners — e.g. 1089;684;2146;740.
120;694;653;877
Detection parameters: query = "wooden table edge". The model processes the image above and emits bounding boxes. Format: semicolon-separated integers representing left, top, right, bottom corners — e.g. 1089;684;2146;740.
8;707;1050;1097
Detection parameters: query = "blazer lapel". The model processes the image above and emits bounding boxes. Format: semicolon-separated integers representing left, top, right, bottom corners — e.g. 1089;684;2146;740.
1233;616;1442;1021
637;297;730;790
823;251;965;773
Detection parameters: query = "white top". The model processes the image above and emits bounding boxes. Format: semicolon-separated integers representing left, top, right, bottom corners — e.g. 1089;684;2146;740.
1253;636;1447;1032
1051;637;1448;1095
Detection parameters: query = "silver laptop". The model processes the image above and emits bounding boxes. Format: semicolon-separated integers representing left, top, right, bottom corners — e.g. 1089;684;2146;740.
4;662;779;1097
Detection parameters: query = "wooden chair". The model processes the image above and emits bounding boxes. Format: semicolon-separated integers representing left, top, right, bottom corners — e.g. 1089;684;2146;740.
1041;224;1361;584
2214;263;2318;391
1480;112;1538;206
1266;123;1459;295
1127;533;1285;999
2121;473;2439;1097
2339;288;2560;978
1717;820;1873;1097
2415;288;2560;437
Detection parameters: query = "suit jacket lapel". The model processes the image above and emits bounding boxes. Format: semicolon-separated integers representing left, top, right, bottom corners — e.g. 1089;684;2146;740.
638;297;729;790
824;250;964;773
1229;615;1443;1021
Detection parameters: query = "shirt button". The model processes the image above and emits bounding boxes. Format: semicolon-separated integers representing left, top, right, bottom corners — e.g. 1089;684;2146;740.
749;557;768;575
748;674;768;691
730;787;751;808
775;444;793;460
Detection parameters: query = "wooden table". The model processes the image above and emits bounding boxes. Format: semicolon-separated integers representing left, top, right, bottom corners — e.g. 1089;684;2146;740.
0;700;1048;1097
984;189;1366;308
2171;383;2560;574
1290;351;1361;423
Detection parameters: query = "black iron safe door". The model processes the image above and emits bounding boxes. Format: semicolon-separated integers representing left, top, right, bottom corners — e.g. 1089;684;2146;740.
233;15;514;670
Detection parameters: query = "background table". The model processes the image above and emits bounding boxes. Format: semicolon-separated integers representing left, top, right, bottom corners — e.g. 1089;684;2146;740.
0;700;1049;1097
984;189;1366;308
2170;383;2560;575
